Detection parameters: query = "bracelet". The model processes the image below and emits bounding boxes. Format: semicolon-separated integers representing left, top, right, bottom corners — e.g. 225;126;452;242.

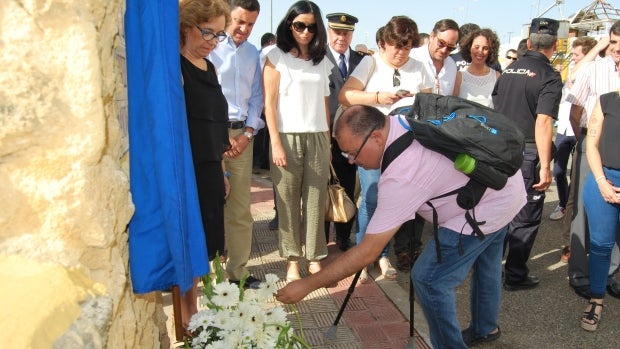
375;91;379;104
224;171;230;178
595;175;606;183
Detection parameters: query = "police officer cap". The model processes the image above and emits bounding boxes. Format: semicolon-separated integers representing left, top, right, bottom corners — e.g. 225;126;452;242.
326;13;358;31
530;17;559;36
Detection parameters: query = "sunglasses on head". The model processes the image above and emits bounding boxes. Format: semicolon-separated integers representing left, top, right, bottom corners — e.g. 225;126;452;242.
506;56;518;61
291;21;317;34
436;37;457;52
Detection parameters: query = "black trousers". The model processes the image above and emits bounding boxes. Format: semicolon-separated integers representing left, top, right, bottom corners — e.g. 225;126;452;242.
325;139;357;243
504;146;545;284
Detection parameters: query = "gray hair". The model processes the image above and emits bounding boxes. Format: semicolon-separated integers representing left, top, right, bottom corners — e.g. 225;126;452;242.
529;33;556;50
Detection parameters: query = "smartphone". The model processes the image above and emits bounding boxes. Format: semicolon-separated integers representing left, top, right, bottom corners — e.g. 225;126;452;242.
396;89;411;97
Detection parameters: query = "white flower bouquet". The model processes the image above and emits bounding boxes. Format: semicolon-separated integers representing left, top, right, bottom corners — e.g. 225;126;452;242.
185;259;310;349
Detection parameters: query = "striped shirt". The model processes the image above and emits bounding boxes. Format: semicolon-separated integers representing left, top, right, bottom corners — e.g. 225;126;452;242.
565;56;618;127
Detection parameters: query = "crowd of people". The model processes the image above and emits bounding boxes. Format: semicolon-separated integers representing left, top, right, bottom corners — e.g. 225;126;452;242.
177;0;620;346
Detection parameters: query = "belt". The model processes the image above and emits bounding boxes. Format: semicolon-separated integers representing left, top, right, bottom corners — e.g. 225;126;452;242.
228;120;246;129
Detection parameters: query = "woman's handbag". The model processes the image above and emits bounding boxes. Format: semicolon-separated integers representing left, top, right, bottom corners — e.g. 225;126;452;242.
325;164;357;223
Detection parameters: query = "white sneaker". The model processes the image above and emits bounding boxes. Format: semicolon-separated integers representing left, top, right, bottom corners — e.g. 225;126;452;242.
549;205;565;221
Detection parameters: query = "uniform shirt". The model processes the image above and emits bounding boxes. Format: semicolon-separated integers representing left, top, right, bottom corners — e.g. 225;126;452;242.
366;115;526;236
491;50;562;142
410;43;457;96
209;37;265;132
565;56;619;127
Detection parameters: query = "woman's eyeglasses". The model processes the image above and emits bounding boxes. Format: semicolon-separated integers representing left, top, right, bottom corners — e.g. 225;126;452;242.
291;21;317;34
436;37;457;52
195;26;227;42
393;69;401;87
506;55;518;61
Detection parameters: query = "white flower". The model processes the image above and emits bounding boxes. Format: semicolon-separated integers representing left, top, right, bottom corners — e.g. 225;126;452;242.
264;305;288;324
188;261;309;348
211;281;240;308
255;273;280;299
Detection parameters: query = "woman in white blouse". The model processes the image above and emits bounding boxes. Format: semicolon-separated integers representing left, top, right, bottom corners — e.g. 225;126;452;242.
452;28;501;107
263;1;332;282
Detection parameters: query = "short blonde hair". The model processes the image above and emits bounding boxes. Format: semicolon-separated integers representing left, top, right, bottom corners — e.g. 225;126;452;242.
179;0;231;47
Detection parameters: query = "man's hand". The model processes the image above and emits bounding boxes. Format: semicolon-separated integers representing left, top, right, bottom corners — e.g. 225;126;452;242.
274;279;312;304
224;134;251;159
533;166;552;191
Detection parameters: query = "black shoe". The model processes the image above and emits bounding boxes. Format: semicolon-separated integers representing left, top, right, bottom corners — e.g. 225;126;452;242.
230;275;262;290
268;217;278;230
607;280;620;298
461;327;501;347
503;275;540;291
572;284;591;300
336;238;353;251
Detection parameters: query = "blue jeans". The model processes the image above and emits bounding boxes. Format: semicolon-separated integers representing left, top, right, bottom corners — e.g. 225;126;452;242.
553;133;576;208
413;225;508;349
583;167;620;299
356;167;389;257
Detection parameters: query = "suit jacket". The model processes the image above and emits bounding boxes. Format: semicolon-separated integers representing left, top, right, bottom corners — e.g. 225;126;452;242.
326;47;367;163
326;48;367;128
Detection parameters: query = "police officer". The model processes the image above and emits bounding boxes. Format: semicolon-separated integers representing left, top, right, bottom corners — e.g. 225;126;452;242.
324;12;367;251
492;18;563;291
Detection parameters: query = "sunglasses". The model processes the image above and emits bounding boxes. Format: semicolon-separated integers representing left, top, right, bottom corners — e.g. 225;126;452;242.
393;69;401;87
506;56;518;61
195;26;227;43
436;37;457;52
291;21;317;34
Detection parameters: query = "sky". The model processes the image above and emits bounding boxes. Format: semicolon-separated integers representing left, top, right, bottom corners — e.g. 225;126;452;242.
248;0;592;50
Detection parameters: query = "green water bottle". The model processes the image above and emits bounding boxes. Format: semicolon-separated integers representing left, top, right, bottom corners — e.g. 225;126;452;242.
454;154;476;175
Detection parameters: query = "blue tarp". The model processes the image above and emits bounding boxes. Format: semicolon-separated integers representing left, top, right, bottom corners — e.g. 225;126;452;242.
125;0;209;294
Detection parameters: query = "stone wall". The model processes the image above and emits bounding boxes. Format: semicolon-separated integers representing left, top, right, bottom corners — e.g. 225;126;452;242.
0;1;166;348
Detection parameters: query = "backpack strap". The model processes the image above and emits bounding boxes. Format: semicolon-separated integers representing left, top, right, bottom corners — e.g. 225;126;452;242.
381;131;415;174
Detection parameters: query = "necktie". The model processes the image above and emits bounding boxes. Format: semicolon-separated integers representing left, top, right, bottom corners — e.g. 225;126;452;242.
338;54;347;78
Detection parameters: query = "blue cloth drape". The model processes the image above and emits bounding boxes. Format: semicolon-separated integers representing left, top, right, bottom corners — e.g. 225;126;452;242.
125;0;209;294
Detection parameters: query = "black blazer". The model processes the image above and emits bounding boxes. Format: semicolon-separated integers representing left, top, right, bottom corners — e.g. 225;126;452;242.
326;48;368;129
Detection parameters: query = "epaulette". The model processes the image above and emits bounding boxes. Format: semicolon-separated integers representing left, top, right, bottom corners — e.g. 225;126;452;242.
356;50;369;57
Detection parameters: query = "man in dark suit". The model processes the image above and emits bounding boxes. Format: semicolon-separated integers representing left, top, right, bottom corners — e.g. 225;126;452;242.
324;12;367;251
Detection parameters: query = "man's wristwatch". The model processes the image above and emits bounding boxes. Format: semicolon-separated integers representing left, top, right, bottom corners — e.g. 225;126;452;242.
243;131;254;142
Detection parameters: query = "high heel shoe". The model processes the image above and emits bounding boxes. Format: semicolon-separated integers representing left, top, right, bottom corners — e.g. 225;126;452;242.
581;300;603;331
308;261;322;274
375;256;397;280
286;261;301;282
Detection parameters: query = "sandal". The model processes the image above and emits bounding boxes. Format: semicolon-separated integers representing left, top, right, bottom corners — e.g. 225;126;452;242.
581;300;603;332
286;261;301;282
375;257;397;280
359;267;369;284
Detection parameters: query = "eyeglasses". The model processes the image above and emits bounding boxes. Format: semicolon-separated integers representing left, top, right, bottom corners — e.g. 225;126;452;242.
291;21;317;34
506;56;518;61
341;128;375;161
393;69;401;87
195;26;227;42
436;37;457;52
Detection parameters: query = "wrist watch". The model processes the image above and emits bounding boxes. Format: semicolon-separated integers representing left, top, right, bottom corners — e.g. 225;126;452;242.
243;131;254;142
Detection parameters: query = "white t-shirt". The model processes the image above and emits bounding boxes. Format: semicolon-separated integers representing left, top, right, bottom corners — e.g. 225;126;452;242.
266;48;332;133
367;115;526;236
350;53;432;114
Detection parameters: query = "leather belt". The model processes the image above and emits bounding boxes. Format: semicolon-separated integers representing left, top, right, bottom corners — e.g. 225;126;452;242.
228;120;246;129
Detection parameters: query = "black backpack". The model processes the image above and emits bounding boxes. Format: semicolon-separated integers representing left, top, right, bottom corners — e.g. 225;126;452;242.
383;93;524;262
